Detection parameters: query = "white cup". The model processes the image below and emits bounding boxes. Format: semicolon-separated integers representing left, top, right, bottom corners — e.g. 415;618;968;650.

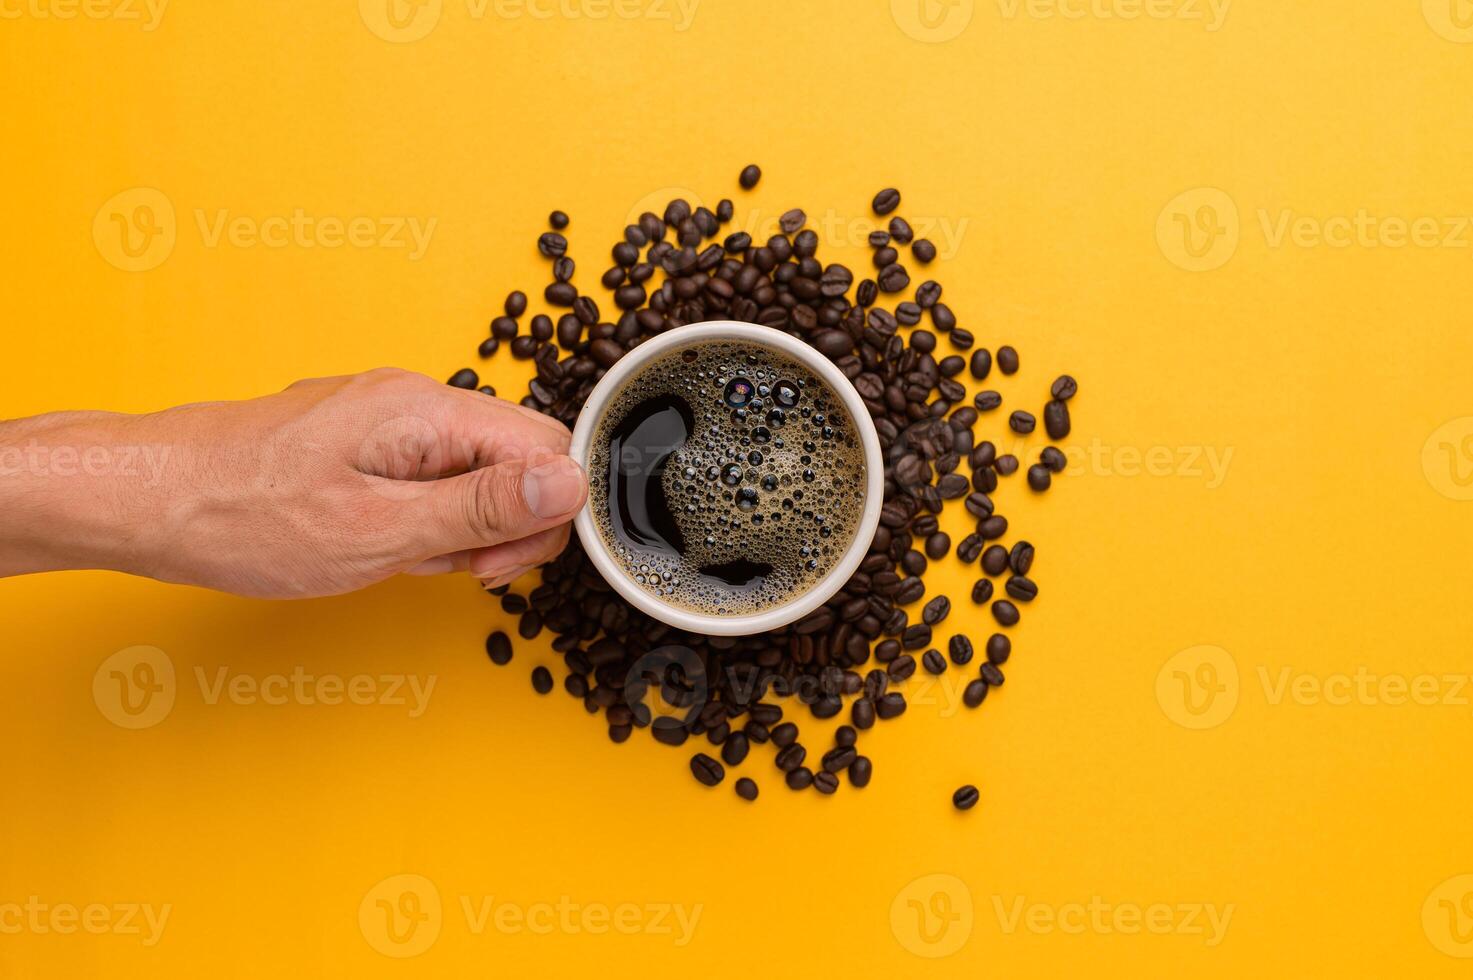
568;321;883;636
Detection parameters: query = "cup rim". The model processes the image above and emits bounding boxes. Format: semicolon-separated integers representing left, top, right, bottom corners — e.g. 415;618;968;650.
568;321;883;637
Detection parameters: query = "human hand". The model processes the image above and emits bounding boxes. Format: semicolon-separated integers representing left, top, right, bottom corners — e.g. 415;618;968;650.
0;368;586;598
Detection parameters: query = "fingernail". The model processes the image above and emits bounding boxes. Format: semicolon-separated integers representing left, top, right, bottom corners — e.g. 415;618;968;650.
523;455;585;519
406;557;454;576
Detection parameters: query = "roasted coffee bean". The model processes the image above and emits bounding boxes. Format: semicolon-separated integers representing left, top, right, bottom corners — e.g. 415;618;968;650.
925;532;951;560
744;721;771;744
963;679;988;708
973;467;998;493
957;534;984;563
997;345;1019;374
896;301;923;326
937;474;969;499
965;492;993;518
894;577;926;605
739;164;762;189
979;515;1008;540
500;593;528;615
1040;446;1068;472
1044;399;1071;440
874;639;901;664
1027;465;1052;491
834;725;857;748
531;666;553;694
820;264;853;297
492;315;519;340
971;441;996;468
872;188;901;215
974;390;1002;412
888;655;916;681
1009;541;1035;575
556;314;582;348
771;721;799;747
548;210;569;230
930;303;956;332
780;208;806;233
949;634;974;666
852;697;876;730
690;753;725;786
980;662;1006;686
1009;411;1036;434
912;239;937;263
822;746;857;773
992;600;1020;627
503;290;528;318
1052;374;1078;400
553;256;575;282
813;771;839;794
971;578;993;604
485;631;512;665
878;263;910;293
873;245;899;269
510;336;538;359
922;595;951;626
938;355;965;378
922;649;947;675
538;232;567;257
902;624;932;650
849;755;873;787
785;767;814;790
722;732;750;766
953;784;980;810
544;282;576;306
1006;576;1038;602
877;692;907;719
652;721;688;747
987;633;1012;663
994;454;1019;476
775;743;807;772
449;368;479;389
901;550;928;576
982;545;1009;576
969;348;992;380
735;777;759;801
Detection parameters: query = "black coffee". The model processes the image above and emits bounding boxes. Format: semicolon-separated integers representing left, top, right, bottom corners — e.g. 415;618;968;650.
588;340;866;616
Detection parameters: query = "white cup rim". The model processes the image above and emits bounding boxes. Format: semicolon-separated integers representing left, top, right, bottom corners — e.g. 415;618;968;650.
568;322;883;636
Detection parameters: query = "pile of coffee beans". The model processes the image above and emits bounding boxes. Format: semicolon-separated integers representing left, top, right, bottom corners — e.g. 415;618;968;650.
454;167;1078;806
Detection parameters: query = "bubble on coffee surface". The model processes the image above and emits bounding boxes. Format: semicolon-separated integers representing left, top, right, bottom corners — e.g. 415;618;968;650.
589;340;865;617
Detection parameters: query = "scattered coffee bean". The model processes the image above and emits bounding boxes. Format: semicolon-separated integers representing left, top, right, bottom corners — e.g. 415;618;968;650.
922;649;947;674
485;631;512;665
849;756;873;788
970;348;992;380
949;635;974;666
953;785;980;810
690;753;725;786
997;345;1019;374
987;633;1011;664
739;164;761;189
1009;411;1036;434
982;545;1009;576
813;771;839;794
981;662;1006;686
1051;375;1077;400
964;679;988;708
538;232;567;258
548;210;569;230
1009;541;1034;575
531;666;553;693
925;532;951;560
971;578;994;604
992;600;1020;626
785;767;814;790
872;188;901;215
912;239;937;263
1006;576;1037;602
1044;399;1071;440
735;777;759;800
922;595;951;625
448;368;479;389
1040;446;1067;472
1027;465;1052;491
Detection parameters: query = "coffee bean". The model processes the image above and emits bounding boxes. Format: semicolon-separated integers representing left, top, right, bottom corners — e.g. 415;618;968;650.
888;655;916;681
1044;399;1071;440
510;336;538;359
878;263;910;293
735;777;759;801
925;532;951;560
912;239;937;263
948;635;974;666
997;345;1019;374
981;662;1005;686
1027;465;1052;491
930;303;956;332
485;631;512;665
922;595;951;625
986;633;1011;663
969;348;992;380
544;282;576;307
957;534;984;563
785;767;814;790
852;697;876;730
971;579;993;604
780;208;806;233
971;441;996;468
538;232;567;258
813;771;839;794
739;164;762;189
922;649;947;674
873;188;901;216
834;725;857;748
478;338;499;358
1009;411;1036;434
873;246;899;269
449;368;479;389
894;577;925;605
531;666;553;694
964;679;988;708
901;550;928;576
974;391;1002;412
849;755;873;787
937;474;969;499
771;721;799;747
902;624;932;651
548;210;569;230
953;784;979;810
877;692;907;719
1009;541;1035;575
1040;446;1067;473
965;492;993;519
982;545;1009;576
722;731;750;766
979;515;1008;540
991;600;1020;627
822;746;857;773
690;753;725;786
775;743;807;772
1006;576;1038;602
896;302;922;326
994;454;1019;476
1051;374;1078;400
500;593;528;615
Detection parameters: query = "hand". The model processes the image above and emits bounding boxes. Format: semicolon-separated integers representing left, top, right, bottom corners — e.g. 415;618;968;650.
0;368;587;598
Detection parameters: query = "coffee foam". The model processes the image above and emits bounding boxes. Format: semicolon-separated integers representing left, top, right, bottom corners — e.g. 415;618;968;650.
589;339;866;617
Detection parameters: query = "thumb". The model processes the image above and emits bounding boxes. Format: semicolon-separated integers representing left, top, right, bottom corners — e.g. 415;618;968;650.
410;453;588;557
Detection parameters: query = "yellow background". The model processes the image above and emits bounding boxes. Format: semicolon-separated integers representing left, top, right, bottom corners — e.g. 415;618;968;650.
3;0;1473;975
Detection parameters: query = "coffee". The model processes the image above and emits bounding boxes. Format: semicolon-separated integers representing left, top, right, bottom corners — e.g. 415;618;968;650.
587;339;866;616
